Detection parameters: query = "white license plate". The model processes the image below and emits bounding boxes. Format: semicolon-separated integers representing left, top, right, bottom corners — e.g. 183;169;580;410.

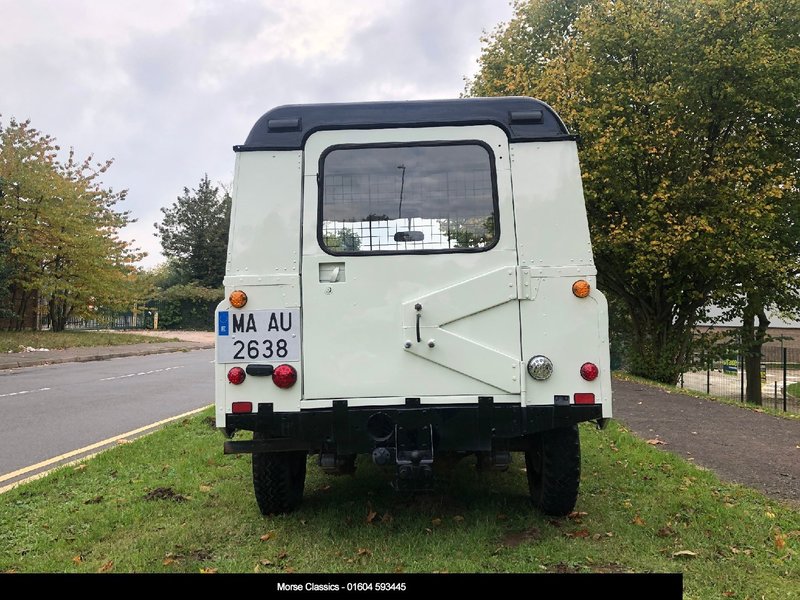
216;309;300;363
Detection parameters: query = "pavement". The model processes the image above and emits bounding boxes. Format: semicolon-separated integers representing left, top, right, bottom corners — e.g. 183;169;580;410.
0;330;214;370
613;378;800;505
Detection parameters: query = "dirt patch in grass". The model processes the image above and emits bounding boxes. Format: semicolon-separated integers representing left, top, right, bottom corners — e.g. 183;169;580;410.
143;487;188;503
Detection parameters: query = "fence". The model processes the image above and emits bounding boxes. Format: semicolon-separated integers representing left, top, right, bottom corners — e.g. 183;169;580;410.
40;306;159;331
680;346;800;414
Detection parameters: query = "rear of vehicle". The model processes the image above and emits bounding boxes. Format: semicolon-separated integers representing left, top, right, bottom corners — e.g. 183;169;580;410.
215;98;611;516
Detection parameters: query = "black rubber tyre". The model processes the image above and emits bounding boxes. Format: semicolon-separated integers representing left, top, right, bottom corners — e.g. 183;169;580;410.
252;434;307;515
524;425;581;516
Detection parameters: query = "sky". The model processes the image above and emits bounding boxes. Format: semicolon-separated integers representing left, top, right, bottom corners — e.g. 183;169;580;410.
0;0;514;268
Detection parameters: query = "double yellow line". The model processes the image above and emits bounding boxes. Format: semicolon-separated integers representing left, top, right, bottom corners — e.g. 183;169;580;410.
0;405;211;494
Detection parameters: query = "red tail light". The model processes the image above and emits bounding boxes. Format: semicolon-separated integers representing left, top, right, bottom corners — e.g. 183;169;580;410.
227;366;246;384
580;362;599;381
272;364;297;388
232;401;252;413
574;393;595;404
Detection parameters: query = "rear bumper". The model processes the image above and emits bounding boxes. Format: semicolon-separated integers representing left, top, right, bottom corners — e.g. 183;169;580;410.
223;399;604;454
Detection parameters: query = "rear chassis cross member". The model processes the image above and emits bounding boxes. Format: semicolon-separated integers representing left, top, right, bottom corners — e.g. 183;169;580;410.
223;398;603;457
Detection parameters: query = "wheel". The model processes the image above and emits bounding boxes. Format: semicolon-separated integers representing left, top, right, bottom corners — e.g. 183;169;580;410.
252;433;307;515
524;425;581;516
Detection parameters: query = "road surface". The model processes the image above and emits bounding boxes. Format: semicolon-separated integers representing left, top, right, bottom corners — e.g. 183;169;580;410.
0;349;214;489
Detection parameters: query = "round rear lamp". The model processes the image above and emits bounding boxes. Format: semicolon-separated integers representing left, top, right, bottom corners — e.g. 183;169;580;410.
272;364;297;389
580;362;599;381
227;366;246;385
572;280;591;298
229;290;248;308
527;355;554;381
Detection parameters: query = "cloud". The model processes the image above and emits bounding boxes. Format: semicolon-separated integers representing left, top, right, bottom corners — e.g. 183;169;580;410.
0;0;513;268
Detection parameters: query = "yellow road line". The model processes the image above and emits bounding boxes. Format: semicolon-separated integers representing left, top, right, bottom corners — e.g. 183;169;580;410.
0;405;211;486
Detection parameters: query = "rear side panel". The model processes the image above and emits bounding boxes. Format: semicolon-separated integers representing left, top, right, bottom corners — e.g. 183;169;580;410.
215;150;304;427
510;141;612;418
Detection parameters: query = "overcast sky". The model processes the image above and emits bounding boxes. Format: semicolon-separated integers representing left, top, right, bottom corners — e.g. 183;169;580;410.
0;0;513;268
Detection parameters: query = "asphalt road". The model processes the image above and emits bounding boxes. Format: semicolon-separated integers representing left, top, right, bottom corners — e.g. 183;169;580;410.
613;378;800;504
0;349;214;487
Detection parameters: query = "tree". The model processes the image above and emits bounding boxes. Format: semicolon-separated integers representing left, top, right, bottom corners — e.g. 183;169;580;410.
322;227;361;252
468;0;800;384
0;118;143;331
155;175;231;288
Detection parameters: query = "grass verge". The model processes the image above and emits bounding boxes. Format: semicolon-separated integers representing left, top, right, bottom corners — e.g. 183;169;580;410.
615;371;800;421
788;382;800;399
1;410;797;597
0;331;178;353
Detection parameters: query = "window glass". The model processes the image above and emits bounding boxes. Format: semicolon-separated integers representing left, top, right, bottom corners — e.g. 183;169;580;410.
320;143;498;254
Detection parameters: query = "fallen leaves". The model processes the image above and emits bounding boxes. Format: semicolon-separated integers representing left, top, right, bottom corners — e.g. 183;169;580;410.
98;560;114;573
72;555;82;565
199;567;218;574
646;439;665;445
199;485;213;493
632;516;645;526
671;550;697;559
366;510;378;524
657;526;675;538
775;532;787;551
260;532;275;542
564;528;590;539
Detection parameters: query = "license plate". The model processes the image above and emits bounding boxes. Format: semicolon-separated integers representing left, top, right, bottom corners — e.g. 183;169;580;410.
216;309;300;363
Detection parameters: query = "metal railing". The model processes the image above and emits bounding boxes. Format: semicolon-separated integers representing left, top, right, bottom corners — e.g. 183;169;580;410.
680;346;800;413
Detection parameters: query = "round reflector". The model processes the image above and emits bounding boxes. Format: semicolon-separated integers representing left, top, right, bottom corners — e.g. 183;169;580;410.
229;290;248;308
227;366;246;385
527;355;554;380
572;280;591;298
272;364;297;388
580;362;599;381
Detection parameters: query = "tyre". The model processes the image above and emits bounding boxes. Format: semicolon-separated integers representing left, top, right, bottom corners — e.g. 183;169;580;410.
524;425;580;516
252;433;307;515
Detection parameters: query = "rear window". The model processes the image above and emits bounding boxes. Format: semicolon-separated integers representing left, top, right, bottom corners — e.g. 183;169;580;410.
319;142;498;255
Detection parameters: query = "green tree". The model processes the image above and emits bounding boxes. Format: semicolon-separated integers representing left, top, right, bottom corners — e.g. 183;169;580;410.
155;175;231;288
0;118;142;331
322;227;361;252
468;0;800;384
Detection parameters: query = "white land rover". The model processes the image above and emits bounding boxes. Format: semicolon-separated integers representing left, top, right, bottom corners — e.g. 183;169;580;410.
215;97;611;516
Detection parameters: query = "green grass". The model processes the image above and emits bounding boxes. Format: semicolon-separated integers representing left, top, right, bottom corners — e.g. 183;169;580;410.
1;411;797;598
788;382;800;399
0;331;178;353
616;371;800;421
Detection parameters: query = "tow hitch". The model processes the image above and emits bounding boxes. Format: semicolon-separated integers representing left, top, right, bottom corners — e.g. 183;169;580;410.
371;424;434;491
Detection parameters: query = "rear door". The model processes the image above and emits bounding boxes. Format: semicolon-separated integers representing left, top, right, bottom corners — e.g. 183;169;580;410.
300;125;521;402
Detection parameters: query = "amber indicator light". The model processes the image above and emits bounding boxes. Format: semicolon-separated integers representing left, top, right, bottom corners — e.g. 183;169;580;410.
229;290;248;308
572;280;591;298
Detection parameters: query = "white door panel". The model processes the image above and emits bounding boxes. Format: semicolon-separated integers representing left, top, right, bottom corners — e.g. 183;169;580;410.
301;126;521;401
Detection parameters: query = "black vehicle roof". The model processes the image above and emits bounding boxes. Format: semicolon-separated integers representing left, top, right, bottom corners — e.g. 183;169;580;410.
235;97;573;152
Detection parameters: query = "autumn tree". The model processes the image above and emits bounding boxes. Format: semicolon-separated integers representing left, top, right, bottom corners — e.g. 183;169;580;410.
155;175;231;288
468;0;800;385
0;118;144;331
